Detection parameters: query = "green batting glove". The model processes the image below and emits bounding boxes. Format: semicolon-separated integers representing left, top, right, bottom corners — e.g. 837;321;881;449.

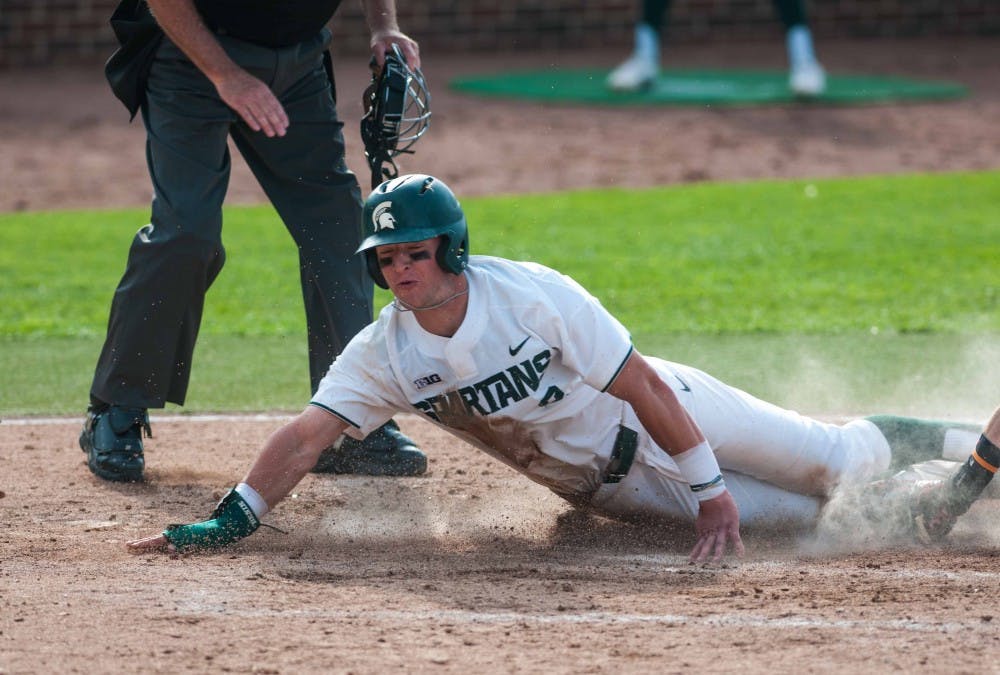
163;488;260;551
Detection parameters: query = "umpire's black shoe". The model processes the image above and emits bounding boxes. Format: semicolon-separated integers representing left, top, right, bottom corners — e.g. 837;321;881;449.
79;405;151;482
311;419;426;476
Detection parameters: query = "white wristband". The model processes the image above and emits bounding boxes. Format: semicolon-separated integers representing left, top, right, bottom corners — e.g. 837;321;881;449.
235;482;269;518
673;440;726;501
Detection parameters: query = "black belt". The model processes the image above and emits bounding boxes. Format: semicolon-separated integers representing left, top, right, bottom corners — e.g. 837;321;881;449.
603;425;638;484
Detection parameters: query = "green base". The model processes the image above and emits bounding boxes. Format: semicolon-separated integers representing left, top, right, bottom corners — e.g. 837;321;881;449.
450;68;968;107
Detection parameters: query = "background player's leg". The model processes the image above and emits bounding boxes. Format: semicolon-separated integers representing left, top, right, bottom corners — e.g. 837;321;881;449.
774;0;827;95
607;0;672;91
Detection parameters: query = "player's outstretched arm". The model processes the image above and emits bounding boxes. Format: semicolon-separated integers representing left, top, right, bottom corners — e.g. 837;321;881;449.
126;406;347;554
607;351;744;562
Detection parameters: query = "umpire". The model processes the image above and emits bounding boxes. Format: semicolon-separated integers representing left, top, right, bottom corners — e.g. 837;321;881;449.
80;0;426;482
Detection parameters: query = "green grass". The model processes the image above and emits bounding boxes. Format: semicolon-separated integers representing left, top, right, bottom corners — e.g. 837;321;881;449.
1;171;997;417
3;332;996;419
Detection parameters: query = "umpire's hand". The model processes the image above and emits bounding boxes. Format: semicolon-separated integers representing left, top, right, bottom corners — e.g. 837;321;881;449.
689;490;745;563
214;68;290;138
369;30;420;70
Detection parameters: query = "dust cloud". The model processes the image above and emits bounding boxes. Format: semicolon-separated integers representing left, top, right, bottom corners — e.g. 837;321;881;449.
290;472;570;548
806;460;1000;555
765;335;998;424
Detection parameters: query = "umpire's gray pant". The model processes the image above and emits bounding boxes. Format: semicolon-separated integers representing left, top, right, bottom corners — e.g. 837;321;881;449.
91;29;371;408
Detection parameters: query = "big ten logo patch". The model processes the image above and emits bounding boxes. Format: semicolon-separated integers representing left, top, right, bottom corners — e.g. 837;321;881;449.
413;373;442;390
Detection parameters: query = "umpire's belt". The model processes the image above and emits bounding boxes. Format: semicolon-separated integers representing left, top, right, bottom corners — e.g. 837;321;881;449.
603;425;638;484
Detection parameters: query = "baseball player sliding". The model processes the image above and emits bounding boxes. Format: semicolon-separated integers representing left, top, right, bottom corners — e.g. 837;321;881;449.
128;174;996;561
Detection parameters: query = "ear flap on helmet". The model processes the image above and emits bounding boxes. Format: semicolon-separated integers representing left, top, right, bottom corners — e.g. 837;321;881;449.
365;250;389;290
436;234;469;276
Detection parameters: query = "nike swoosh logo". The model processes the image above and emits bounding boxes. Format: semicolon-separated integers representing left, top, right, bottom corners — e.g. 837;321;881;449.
674;374;691;392
509;336;530;356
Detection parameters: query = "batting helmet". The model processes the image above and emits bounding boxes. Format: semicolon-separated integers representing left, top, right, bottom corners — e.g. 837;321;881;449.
358;174;469;289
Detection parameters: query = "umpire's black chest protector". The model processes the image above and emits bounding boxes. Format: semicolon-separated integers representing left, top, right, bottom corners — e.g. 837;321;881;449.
193;0;344;47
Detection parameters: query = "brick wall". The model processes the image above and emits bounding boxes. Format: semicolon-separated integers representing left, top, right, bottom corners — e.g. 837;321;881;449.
1;0;998;68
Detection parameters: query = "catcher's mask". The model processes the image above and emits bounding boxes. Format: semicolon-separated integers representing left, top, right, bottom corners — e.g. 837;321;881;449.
358;174;468;289
361;44;432;189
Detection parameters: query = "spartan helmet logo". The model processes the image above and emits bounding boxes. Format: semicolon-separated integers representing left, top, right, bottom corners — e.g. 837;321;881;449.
372;201;396;231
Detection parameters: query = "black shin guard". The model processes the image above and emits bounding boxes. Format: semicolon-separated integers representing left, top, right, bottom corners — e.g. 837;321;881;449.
947;435;1000;515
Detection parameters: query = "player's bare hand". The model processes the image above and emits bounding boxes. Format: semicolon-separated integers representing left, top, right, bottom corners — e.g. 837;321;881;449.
214;69;289;137
371;31;420;70
126;533;175;554
689;490;744;563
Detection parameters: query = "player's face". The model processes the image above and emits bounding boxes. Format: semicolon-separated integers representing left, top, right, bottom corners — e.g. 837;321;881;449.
376;238;453;306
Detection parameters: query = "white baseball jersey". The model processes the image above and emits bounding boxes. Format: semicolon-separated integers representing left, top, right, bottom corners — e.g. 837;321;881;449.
313;255;637;501
312;256;894;527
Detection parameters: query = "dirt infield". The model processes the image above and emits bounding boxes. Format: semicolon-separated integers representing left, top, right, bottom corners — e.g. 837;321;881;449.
3;415;1000;673
2;38;1000;674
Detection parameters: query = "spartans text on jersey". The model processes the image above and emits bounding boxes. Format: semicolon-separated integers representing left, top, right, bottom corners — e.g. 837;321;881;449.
412;349;566;420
